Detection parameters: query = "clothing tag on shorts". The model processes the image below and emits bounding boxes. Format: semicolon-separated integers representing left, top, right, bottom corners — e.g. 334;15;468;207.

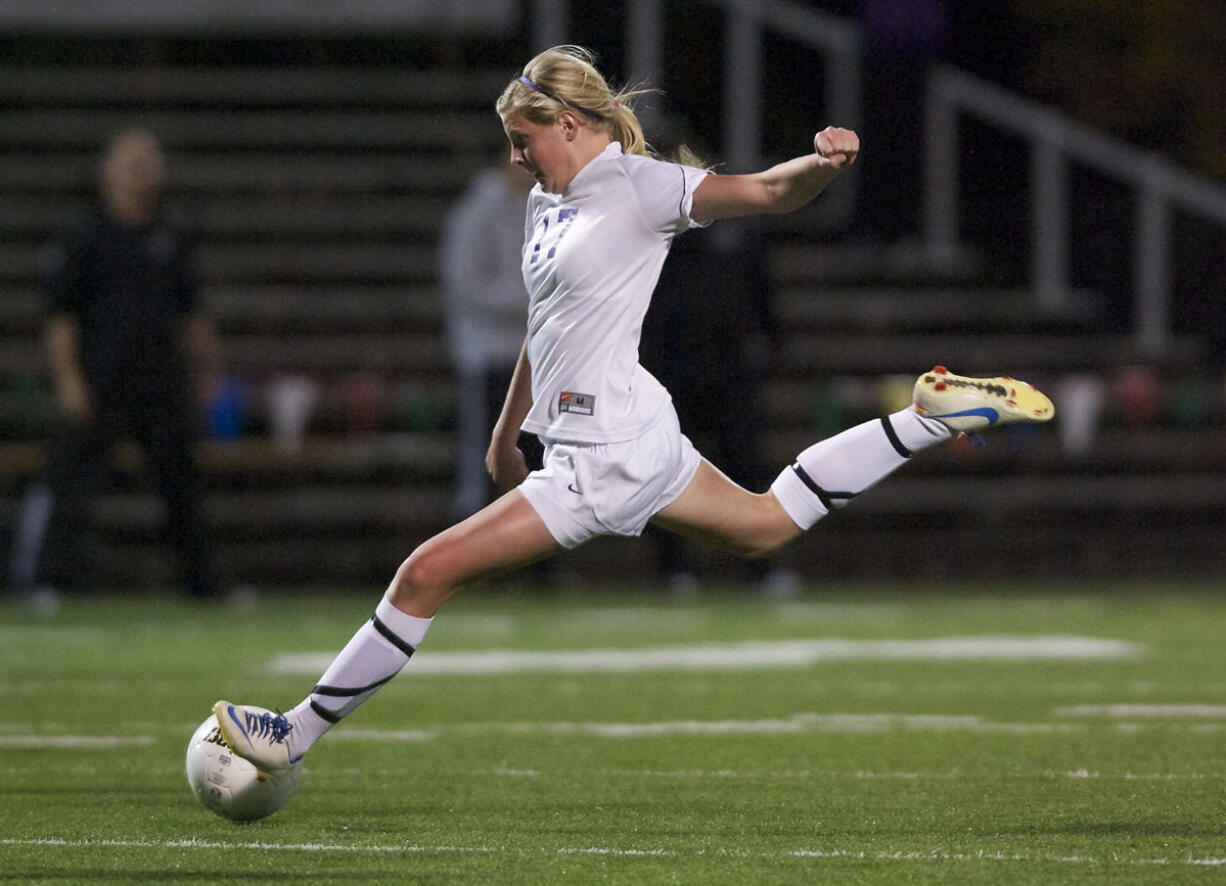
558;391;596;416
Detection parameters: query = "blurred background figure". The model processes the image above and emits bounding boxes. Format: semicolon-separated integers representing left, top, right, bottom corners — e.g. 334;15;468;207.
8;130;223;604
641;219;797;595
439;160;538;520
638;121;791;594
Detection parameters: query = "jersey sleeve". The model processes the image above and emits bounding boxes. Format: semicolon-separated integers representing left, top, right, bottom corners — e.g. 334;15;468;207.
623;157;711;236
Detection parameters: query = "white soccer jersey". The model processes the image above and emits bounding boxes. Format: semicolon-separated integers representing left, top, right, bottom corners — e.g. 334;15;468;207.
520;141;710;443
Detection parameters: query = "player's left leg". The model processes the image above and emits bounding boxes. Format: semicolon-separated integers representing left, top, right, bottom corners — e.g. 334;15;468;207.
140;398;219;598
384;486;562;617
216;488;561;771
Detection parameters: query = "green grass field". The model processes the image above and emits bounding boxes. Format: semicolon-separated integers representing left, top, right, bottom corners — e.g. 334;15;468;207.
4;580;1226;884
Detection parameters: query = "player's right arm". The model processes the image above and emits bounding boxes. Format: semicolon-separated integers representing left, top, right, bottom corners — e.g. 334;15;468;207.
485;336;534;491
689;126;859;225
44;225;93;422
45;312;91;422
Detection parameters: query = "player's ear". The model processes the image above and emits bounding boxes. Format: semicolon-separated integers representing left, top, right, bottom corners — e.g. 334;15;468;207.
558;110;580;140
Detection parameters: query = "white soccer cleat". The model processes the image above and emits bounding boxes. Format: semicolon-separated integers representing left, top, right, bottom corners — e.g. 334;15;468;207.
212;700;301;773
913;365;1054;432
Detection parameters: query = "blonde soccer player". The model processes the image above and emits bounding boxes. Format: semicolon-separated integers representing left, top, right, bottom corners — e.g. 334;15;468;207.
215;46;1052;770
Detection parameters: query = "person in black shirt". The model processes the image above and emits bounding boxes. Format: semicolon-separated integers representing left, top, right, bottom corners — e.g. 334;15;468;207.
9;130;222;601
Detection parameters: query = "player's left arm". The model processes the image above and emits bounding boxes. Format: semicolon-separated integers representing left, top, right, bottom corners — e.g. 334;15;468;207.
183;314;222;405
690;126;858;225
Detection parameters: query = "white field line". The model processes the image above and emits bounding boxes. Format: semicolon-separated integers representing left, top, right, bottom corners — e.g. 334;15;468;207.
1047;768;1224;781
599;767;1222;781
592;768;962;780
16;701;1226;751
1057;704;1226;717
327;727;436;742
0;735;154;748
0;626;106;640
270;635;1140;677
331;712;1082;742
3;837;1225;868
0;706;1128;752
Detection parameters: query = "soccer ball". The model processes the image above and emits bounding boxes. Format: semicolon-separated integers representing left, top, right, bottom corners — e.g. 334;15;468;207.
185;713;301;821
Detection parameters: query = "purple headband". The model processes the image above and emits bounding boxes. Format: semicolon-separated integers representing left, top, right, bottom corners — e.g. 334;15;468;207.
517;74;604;119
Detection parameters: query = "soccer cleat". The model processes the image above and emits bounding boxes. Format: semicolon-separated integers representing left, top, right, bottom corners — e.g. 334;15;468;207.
212;700;301;773
913;365;1054;432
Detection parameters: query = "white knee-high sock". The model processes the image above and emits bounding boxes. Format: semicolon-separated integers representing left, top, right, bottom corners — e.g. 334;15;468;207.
285;595;432;757
771;407;950;530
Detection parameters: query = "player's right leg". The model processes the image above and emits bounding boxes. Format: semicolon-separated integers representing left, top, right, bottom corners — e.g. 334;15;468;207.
911;365;1054;430
655;366;1053;557
10;416;108;598
215;488;561;772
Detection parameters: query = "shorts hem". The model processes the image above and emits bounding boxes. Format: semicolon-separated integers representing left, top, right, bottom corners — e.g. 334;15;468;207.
639;447;702;531
519;483;594;549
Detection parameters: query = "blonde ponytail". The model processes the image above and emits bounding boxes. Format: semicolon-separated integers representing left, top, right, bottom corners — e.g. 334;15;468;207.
607;94;649;156
497;46;655;156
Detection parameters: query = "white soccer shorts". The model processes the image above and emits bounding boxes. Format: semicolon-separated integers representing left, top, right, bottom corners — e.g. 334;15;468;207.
519;405;701;549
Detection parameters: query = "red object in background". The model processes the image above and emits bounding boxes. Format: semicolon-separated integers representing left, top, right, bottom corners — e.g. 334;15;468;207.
344;373;384;436
1114;365;1161;426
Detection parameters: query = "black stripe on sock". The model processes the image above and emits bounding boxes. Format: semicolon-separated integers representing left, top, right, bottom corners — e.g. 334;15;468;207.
880;416;913;458
311;674;396;698
791;463;857;510
309;699;343;724
371;614;418;658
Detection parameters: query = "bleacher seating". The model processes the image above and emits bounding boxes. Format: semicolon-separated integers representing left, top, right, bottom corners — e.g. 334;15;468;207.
2;40;1223;590
0;47;512;587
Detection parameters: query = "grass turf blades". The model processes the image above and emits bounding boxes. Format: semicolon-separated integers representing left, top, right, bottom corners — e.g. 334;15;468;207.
3;582;1225;884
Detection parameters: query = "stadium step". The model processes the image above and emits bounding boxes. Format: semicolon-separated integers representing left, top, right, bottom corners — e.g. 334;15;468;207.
0;44;1221;588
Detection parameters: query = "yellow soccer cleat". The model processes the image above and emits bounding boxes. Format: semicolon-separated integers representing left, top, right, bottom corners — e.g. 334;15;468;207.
913;365;1054;432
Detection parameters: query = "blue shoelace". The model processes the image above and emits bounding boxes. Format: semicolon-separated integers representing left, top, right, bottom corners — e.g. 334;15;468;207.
245;710;293;744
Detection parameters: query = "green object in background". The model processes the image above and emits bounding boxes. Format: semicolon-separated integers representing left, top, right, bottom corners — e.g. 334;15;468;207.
5;372;50;435
1169;375;1215;428
394;389;452;433
810;387;845;437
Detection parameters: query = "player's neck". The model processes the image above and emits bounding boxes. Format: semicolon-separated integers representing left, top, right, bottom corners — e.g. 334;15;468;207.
103;191;157;228
550;131;612;195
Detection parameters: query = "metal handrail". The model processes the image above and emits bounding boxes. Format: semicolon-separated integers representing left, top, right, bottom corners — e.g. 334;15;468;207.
924;65;1226;358
532;0;862;227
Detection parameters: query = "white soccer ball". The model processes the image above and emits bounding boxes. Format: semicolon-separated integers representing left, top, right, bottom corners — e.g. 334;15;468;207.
185;713;301;822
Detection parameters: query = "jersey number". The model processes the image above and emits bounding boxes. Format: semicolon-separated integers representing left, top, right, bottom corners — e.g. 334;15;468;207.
529;208;579;264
